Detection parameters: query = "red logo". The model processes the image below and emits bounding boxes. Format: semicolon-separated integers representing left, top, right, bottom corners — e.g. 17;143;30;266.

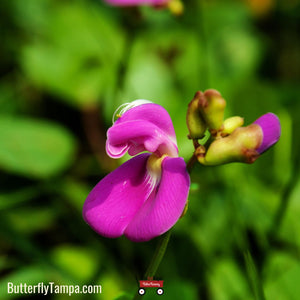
138;277;164;295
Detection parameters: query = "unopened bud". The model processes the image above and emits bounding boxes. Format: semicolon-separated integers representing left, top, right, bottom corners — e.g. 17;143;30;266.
199;89;226;131
196;124;262;165
196;112;281;166
221;116;244;136
186;91;207;139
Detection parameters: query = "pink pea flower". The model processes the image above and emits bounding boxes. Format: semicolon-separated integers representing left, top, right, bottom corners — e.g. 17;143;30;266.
83;100;190;242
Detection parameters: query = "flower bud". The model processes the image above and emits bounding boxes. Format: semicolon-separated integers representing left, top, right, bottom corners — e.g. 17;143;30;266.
186;91;207;139
199;89;226;131
196;113;281;166
196;124;262;165
221;116;244;136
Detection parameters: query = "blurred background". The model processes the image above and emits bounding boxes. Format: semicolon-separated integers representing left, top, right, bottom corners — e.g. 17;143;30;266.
0;0;299;299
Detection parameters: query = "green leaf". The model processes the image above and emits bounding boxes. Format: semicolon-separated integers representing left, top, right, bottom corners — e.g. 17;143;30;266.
208;258;250;300
6;207;55;234
0;116;76;178
264;252;300;300
21;2;124;107
278;176;300;248
50;245;99;283
60;179;91;212
99;273;127;300
0;186;40;210
113;293;133;300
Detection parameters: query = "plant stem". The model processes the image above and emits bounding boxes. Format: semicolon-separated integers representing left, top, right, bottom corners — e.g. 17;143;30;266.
144;230;172;279
187;153;197;173
244;251;266;300
133;230;172;300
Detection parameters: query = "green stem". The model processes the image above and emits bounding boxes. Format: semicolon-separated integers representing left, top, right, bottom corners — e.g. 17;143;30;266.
144;230;172;279
187;153;197;173
244;251;266;300
133;230;172;300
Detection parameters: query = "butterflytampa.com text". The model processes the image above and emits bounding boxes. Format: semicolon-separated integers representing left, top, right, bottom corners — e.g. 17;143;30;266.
7;282;102;296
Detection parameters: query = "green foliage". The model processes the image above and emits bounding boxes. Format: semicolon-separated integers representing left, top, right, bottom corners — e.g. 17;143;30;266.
21;1;124;107
0;116;76;178
50;245;99;283
264;252;300;300
0;0;299;299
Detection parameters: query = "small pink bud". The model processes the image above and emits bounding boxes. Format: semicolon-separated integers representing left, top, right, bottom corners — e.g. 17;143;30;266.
253;113;281;154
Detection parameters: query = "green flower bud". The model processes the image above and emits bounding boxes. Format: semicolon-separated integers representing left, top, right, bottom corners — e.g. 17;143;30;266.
195;124;263;165
186;91;207;139
199;89;226;131
221;116;244;136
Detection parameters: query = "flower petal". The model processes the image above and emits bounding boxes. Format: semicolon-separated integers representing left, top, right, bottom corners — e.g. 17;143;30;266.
124;156;190;242
82;153;152;238
253;112;281;154
106;103;178;158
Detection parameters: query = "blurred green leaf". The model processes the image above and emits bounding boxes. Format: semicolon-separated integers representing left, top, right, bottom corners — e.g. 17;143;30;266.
12;0;51;34
0;83;19;115
0;116;76;178
6;207;55;234
274;109;293;185
208;257;250;300
113;293;133;300
0;186;40;210
50;245;99;283
264;252;300;300
60;179;91;212
21;2;124;107
99;273;127;300
279;176;300;248
122;50;177;103
188;190;232;256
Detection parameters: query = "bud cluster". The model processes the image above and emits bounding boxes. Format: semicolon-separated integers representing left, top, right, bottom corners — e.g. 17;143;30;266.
186;89;281;166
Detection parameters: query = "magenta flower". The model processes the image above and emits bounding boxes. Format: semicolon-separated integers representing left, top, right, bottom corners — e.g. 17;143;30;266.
253;112;281;154
83;100;190;242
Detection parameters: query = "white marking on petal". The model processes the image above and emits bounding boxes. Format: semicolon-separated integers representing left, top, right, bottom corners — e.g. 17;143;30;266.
145;154;167;193
112;99;153;124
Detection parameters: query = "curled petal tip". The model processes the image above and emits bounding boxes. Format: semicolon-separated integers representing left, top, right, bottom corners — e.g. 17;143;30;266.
253;113;281;154
107;102;178;158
